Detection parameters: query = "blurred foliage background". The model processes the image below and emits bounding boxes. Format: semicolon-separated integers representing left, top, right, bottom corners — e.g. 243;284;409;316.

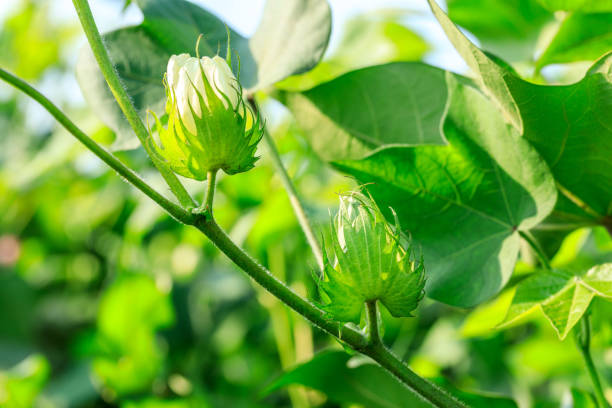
0;0;611;407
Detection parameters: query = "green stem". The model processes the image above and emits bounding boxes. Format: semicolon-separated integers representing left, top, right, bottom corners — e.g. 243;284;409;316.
519;230;551;270
0;68;193;225
366;300;382;346
204;170;217;211
71;0;195;208
194;216;367;347
248;97;325;271
575;315;609;408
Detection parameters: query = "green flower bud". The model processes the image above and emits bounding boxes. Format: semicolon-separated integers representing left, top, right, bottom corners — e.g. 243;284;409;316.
148;53;263;180
317;193;425;324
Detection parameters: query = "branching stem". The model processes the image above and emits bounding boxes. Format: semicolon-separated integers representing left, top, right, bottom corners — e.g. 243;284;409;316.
0;68;192;225
72;0;195;207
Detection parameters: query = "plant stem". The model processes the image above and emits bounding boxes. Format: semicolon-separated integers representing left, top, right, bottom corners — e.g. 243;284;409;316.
71;0;195;208
205;170;217;211
575;314;609;408
0;68;192;225
194;216;366;345
519;230;551;270
365;300;382;346
248;97;325;271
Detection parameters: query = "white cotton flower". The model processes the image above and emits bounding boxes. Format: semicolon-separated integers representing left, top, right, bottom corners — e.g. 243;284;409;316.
147;52;263;180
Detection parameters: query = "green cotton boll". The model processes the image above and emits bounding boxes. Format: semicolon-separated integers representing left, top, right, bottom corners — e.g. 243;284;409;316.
317;193;426;324
148;53;263;180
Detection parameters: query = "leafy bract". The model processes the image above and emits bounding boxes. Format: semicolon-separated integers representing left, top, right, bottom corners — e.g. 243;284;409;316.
333;78;556;307
77;0;331;149
537;13;612;68
266;351;518;408
428;0;612;227
283;62;449;161
317;194;425;323
500;263;612;339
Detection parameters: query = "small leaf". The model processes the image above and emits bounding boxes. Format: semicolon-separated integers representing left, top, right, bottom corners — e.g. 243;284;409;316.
500;263;612;339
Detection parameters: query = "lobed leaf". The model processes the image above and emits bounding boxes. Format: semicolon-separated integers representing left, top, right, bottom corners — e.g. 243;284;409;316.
500;263;612;339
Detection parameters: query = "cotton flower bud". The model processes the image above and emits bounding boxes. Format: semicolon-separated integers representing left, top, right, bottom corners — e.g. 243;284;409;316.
317;193;425;323
148;53;263;179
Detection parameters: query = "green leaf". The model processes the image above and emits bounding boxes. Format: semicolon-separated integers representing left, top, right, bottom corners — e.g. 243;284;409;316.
500;263;612;339
333;77;557;307
0;355;50;408
537;13;612;69
77;0;331;150
535;0;612;12
566;388;598;408
283;62;449;161
266;351;518;408
429;0;612;224
505;53;612;220
447;0;551;61
277;12;429;91
427;0;523;131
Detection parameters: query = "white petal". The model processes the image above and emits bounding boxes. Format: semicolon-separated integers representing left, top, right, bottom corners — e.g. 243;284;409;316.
211;56;239;108
176;68;197;134
167;53;190;89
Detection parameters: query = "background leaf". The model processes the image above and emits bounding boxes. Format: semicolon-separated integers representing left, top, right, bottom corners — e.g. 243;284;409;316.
77;0;331;150
447;0;551;61
283;62;449;161
266;350;518;408
537;13;612;69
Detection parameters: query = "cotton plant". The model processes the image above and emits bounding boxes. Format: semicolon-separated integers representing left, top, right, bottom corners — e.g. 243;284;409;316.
2;0;611;407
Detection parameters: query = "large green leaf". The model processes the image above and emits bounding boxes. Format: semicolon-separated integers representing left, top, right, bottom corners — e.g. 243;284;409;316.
428;0;612;227
266;351;517;408
447;0;551;61
284;62;449;161
77;0;331;149
505;54;612;220
500;263;612;339
537;13;612;69
333;78;557;307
